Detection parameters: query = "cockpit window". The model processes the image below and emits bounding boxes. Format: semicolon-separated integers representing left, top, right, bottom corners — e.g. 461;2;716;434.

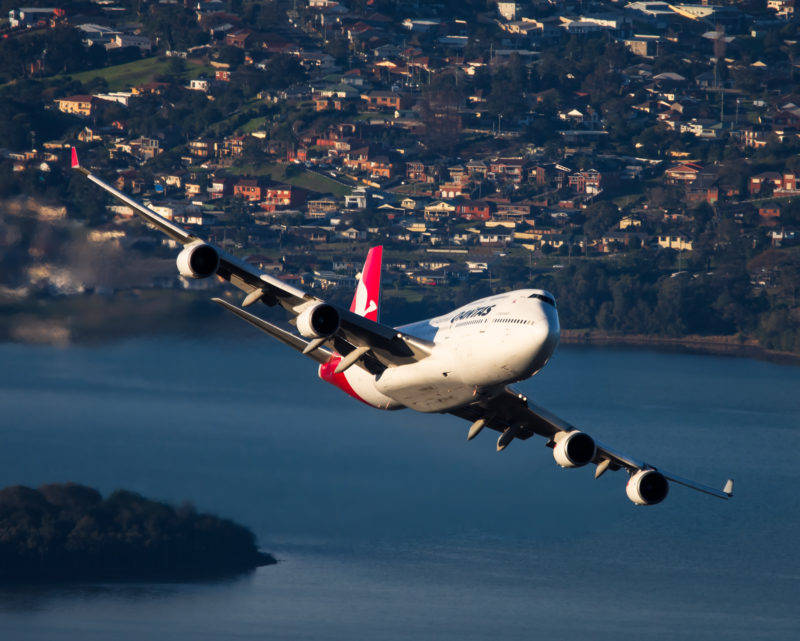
529;293;556;307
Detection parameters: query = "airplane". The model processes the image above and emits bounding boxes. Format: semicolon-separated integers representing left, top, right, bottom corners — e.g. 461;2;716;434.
70;148;733;506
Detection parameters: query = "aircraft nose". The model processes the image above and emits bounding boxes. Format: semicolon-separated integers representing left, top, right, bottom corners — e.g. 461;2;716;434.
528;306;560;373
538;306;560;353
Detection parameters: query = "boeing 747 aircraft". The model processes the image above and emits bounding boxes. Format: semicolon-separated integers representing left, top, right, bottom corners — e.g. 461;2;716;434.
71;148;733;506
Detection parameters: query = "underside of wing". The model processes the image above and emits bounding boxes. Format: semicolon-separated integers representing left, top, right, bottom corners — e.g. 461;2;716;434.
213;297;432;376
335;309;434;367
449;388;733;505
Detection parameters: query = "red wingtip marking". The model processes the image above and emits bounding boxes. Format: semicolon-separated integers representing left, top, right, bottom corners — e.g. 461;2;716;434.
70;147;79;168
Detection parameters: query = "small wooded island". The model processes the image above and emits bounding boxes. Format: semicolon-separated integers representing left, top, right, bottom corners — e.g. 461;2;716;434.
0;483;275;581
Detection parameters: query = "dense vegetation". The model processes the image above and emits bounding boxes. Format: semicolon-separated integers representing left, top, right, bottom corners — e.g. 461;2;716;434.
377;245;800;354
0;483;275;581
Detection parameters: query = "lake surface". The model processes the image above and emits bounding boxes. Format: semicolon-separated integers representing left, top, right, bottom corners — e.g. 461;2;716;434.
0;334;798;640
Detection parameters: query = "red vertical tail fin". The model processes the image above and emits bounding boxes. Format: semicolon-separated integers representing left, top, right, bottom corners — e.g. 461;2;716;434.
350;245;382;322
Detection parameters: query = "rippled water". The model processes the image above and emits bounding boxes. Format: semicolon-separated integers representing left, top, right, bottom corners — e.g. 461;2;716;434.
0;336;797;640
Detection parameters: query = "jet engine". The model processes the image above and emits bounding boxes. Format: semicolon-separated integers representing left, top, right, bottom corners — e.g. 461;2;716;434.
626;470;669;506
296;303;340;339
552;430;596;468
176;241;219;279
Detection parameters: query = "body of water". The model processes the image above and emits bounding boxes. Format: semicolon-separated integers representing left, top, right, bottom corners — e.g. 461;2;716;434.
0;334;798;640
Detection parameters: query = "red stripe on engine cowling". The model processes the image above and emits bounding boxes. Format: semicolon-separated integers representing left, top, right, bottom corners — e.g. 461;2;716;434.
318;356;372;406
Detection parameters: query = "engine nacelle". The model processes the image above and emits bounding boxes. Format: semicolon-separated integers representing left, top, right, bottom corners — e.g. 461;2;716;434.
176;241;219;279
296;303;340;339
626;470;669;506
553;430;596;468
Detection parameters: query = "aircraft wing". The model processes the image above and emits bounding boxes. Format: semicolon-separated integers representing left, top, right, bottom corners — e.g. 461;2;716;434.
71;149;433;370
449;387;733;502
211;297;333;364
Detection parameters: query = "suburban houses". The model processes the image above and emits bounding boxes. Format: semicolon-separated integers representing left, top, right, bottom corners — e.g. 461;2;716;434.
1;0;799;352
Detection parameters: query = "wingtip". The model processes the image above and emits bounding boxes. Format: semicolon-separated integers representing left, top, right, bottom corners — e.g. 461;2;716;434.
70;146;79;169
723;479;734;497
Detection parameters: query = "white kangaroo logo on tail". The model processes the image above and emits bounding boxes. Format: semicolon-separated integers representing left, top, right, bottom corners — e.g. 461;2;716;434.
353;276;377;317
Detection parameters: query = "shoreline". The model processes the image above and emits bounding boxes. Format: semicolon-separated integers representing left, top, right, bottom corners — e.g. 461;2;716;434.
0;483;276;583
5;327;799;367
559;329;800;366
2;292;799;366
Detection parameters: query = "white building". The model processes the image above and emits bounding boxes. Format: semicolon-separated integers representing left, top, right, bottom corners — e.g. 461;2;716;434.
657;235;693;251
188;79;210;92
670;4;716;19
560;19;613;35
767;0;794;18
94;91;133;107
344;187;370;209
401;18;440;31
624;1;675;17
497;2;519;20
77;23;120;46
8;7;59;27
107;33;152;52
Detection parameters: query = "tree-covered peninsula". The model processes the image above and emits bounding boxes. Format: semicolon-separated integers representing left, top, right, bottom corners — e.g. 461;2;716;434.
0;483;275;581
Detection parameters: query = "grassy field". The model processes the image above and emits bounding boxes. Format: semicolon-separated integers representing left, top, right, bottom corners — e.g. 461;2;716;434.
227;162;276;177
238;116;268;133
390;182;435;196
612;192;644;208
383;289;426;304
289;170;350;196
55;57;215;91
229;162;350;197
355;112;393;122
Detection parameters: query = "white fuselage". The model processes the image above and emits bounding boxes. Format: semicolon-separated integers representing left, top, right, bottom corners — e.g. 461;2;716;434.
326;289;560;413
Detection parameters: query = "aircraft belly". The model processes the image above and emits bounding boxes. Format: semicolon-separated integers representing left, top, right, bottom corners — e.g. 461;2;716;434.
374;356;475;413
449;329;534;387
345;366;403;409
379;381;476;413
